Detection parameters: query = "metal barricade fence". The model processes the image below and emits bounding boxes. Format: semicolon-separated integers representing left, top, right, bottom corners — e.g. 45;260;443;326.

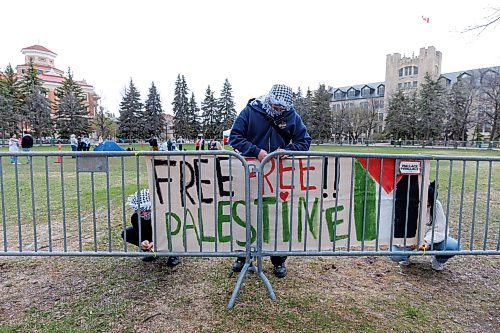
0;150;499;307
254;151;499;300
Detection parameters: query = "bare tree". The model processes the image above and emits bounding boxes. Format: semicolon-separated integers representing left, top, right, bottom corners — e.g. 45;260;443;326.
479;67;500;140
446;76;477;141
463;6;500;34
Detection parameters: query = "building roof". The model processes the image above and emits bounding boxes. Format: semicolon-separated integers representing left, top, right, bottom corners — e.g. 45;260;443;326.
330;82;385;101
21;45;56;55
439;67;499;85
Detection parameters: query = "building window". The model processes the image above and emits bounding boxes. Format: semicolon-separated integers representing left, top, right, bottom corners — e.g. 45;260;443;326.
347;90;356;98
38;57;46;62
398;83;403;90
361;87;371;97
413;66;418;75
378;100;384;108
412;81;418;88
377;85;385;95
334;91;343;100
399;68;403;77
37;69;43;75
378;112;384;121
21;69;26;74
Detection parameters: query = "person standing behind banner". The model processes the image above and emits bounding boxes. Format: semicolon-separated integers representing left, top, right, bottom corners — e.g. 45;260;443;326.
228;83;312;278
21;133;34;164
177;137;184;151
9;133;20;164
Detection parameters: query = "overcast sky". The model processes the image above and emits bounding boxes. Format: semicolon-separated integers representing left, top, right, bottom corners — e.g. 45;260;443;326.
1;0;499;116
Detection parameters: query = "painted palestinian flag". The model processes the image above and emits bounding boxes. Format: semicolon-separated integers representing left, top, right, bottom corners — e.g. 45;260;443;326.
353;158;427;244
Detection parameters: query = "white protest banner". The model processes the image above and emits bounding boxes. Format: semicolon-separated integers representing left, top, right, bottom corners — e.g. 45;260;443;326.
146;156;429;252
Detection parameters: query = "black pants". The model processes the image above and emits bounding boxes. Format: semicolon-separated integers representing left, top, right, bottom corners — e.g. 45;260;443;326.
121;225;152;247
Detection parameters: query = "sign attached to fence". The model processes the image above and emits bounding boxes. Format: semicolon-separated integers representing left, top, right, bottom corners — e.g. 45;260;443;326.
146;156;429;252
399;160;422;175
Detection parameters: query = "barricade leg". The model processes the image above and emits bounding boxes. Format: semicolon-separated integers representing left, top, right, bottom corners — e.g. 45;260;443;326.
253;255;276;301
227;260;252;309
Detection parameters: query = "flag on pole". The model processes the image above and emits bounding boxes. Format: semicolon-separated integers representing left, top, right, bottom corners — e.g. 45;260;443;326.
422;16;430;23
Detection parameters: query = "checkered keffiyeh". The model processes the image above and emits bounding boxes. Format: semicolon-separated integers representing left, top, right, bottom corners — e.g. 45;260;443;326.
262;84;294;116
127;189;151;211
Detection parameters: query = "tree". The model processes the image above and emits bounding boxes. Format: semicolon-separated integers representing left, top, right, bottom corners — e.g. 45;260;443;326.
172;74;190;139
363;97;382;140
20;61;46;94
23;87;53;138
416;74;447;140
385;90;418;139
55;68;90;137
186;93;201;139
446;77;476;141
217;79;237;135
463;7;500;34
478;68;500;140
200;85;219;139
95;106;117;139
308;84;332;141
144;82;166;138
0;94;17;138
0;64;24;133
117;79;143;139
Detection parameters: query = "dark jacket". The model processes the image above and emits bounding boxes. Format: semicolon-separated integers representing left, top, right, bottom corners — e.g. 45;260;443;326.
229;98;311;157
21;134;33;149
121;212;153;247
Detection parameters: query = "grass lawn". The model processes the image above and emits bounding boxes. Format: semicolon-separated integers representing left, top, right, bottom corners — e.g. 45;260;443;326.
0;144;498;332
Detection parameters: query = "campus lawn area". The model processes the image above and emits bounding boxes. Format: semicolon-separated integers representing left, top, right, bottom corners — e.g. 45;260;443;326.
0;144;498;332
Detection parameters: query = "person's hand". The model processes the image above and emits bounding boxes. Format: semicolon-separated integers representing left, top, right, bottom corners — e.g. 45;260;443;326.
276;148;289;159
257;149;268;162
418;242;429;251
141;240;153;251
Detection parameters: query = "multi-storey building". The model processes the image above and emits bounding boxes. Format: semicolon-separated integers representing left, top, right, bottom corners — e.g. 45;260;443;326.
15;45;99;118
329;46;497;139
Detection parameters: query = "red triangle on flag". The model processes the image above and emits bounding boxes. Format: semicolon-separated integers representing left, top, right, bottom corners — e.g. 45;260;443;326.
356;158;403;193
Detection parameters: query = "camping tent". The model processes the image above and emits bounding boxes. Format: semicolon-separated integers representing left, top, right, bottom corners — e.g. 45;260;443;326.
93;140;125;151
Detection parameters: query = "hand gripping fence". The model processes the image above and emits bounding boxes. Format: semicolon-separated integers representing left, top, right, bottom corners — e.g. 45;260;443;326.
0;149;499;308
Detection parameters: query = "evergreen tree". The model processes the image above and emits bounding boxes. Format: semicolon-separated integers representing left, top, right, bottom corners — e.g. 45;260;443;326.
172;74;190;139
200;85;219;139
55;68;90;137
0;64;22;135
309;84;332;141
144;82;166;138
416;73;447;140
187;93;201;139
217;79;237;135
23;87;53;137
117;79;143;139
384;90;418;139
20;61;46;94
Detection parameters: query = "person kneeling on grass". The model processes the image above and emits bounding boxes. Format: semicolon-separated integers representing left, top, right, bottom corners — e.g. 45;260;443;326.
389;181;460;271
121;188;179;267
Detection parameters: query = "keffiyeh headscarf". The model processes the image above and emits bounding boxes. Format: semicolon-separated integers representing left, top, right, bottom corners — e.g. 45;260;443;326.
128;189;151;211
253;84;294;117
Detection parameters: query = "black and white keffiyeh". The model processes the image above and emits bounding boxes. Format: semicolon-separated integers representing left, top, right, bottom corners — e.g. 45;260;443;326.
252;84;294;117
127;188;151;211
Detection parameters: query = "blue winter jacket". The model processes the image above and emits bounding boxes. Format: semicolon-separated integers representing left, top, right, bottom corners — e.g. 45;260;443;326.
229;98;311;158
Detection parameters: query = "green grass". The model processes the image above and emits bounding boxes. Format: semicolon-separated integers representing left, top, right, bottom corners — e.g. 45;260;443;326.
0;144;498;332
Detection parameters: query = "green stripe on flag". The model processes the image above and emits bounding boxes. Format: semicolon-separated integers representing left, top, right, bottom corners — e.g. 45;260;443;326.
354;160;377;241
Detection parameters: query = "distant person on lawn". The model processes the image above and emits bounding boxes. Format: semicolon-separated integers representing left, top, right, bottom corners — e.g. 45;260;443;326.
9;133;20;164
228;83;311;278
21;133;34;164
